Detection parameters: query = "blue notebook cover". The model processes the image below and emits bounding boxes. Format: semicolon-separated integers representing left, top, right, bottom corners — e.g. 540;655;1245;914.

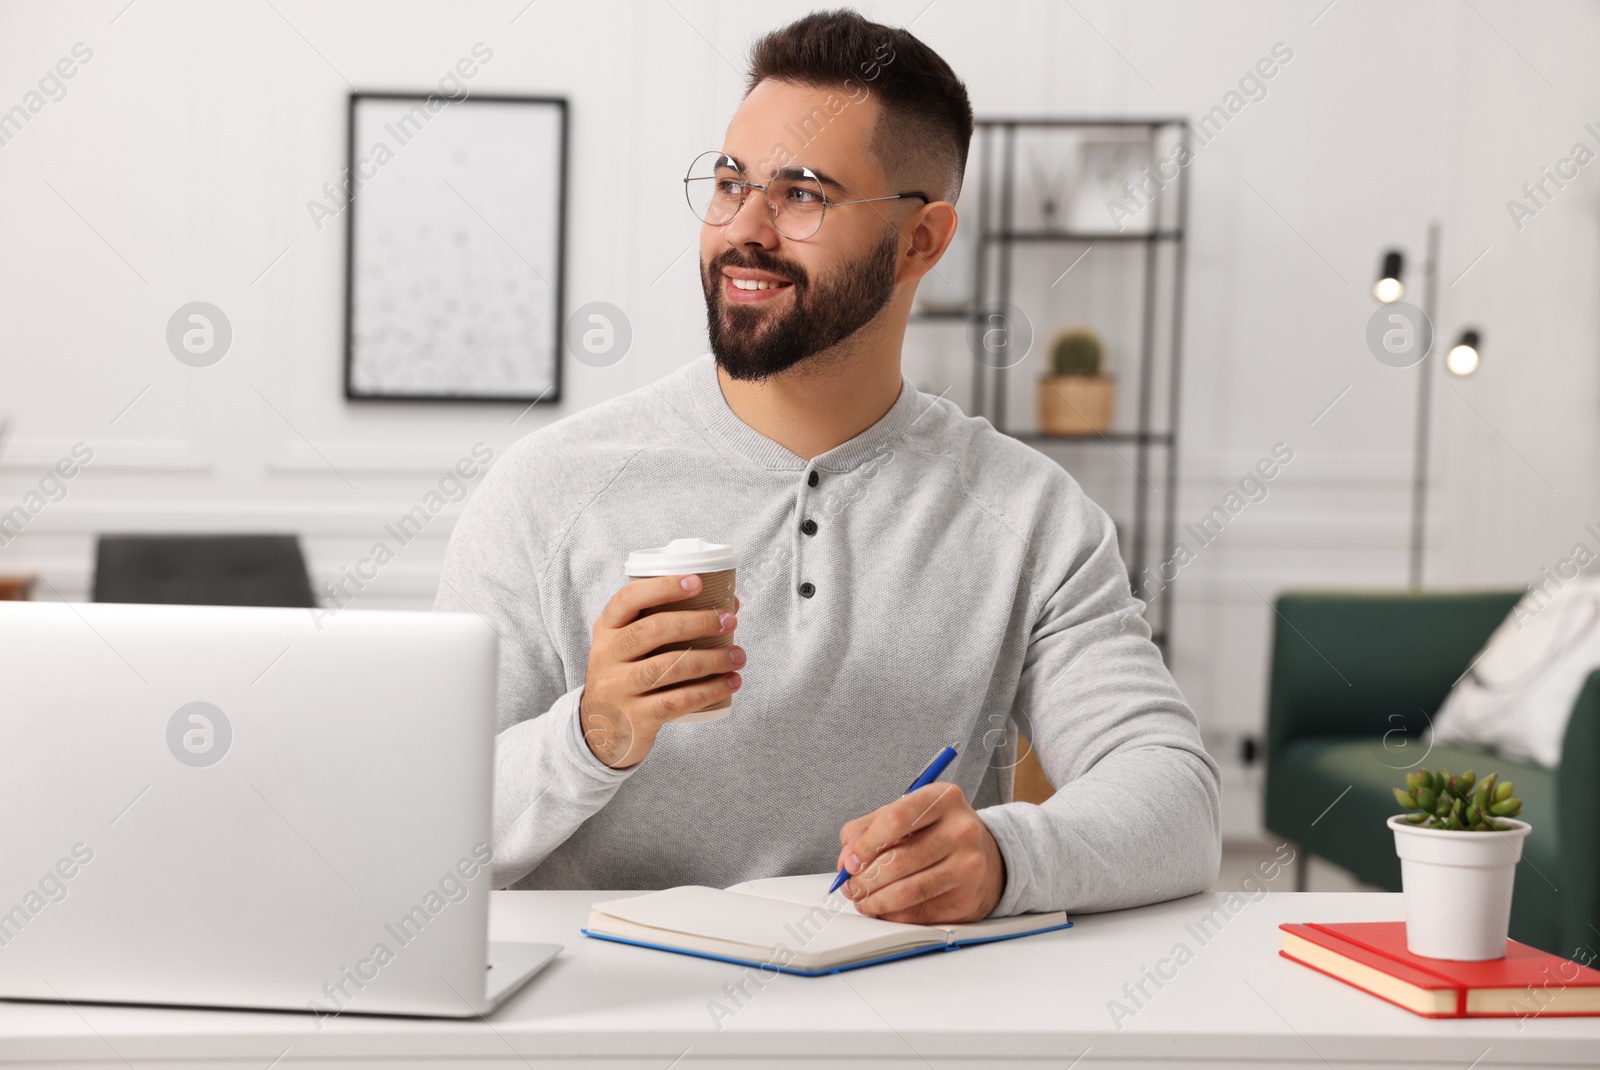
580;918;1073;976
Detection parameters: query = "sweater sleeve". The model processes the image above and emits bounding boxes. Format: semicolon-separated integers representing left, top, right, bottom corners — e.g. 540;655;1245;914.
976;495;1221;917
433;452;635;889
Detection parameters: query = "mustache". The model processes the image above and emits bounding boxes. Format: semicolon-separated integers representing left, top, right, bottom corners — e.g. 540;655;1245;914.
711;250;806;286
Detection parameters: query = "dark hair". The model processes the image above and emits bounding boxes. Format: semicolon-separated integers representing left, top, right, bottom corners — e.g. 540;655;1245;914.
744;8;975;205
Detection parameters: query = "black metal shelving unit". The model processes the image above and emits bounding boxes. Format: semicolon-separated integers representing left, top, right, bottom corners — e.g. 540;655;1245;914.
911;117;1190;652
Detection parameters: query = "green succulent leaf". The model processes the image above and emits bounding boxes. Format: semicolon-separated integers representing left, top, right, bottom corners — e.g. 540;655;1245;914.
1395;768;1525;832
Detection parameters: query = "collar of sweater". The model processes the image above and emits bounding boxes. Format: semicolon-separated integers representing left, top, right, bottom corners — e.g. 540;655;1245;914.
686;352;928;474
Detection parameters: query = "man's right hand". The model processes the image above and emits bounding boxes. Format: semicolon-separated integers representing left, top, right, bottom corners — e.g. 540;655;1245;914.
579;574;743;769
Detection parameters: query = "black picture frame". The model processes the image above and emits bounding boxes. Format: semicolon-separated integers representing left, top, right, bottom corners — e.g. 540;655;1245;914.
343;92;568;404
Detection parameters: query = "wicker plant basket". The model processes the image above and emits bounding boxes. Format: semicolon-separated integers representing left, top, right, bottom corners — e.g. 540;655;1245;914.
1038;374;1116;435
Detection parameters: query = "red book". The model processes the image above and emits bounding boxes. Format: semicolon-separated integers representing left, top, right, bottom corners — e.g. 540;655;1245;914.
1280;921;1600;1018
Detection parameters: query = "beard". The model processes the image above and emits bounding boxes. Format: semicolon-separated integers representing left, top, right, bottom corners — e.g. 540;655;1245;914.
701;227;901;383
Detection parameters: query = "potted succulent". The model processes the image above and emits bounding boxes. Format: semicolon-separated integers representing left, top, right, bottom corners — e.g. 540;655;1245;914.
1389;768;1529;960
1038;327;1115;435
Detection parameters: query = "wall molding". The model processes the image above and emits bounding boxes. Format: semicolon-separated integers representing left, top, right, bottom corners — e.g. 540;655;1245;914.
264;438;505;478
0;437;210;474
0;499;470;537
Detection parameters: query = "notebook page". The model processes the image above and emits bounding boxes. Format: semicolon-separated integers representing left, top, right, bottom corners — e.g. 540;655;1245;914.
589;885;939;964
725;873;863;915
728;872;1069;943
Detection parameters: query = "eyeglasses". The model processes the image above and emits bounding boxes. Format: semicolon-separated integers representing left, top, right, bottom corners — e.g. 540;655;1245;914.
684;150;930;241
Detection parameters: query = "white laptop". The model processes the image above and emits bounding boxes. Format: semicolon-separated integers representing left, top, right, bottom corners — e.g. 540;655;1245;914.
0;599;558;1018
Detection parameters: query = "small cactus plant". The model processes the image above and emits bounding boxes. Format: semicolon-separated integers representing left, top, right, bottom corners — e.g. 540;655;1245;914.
1050;328;1103;377
1393;768;1523;831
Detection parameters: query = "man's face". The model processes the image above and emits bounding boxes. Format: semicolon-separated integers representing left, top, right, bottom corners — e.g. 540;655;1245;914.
699;79;910;383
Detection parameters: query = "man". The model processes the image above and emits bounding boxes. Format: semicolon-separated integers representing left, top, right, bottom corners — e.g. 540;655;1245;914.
435;8;1220;924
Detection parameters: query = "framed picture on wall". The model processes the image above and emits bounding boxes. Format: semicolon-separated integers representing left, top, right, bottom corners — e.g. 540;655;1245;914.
1070;136;1154;234
344;92;567;402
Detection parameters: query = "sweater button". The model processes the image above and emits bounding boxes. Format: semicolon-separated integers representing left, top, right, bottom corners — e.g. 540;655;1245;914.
801;519;817;536
798;581;815;597
807;470;819;487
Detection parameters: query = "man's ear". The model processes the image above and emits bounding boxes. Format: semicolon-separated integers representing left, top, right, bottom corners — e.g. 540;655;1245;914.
897;202;959;284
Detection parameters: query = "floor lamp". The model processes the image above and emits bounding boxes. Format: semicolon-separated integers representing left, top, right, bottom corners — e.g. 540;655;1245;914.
1372;222;1484;589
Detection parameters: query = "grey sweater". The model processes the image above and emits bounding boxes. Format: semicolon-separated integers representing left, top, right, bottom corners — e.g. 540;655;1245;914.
433;353;1221;916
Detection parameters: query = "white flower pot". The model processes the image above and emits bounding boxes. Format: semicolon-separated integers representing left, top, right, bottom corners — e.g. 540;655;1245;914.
1388;813;1531;961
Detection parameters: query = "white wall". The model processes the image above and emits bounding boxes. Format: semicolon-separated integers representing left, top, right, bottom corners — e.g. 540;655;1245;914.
3;0;1596;838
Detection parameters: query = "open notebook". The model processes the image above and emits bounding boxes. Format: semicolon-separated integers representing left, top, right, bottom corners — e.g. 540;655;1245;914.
582;872;1072;976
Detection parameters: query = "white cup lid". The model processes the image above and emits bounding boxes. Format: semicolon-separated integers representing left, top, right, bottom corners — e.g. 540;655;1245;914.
625;537;737;576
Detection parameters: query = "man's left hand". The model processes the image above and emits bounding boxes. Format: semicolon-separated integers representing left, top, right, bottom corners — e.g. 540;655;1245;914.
834;783;1006;924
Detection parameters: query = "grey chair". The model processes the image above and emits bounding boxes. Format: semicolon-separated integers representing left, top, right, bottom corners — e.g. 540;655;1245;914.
92;534;316;608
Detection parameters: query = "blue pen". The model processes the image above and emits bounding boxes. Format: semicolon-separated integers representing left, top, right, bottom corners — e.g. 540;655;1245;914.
827;743;961;895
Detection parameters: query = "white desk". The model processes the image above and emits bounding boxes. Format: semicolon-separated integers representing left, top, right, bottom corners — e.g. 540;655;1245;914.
2;891;1596;1068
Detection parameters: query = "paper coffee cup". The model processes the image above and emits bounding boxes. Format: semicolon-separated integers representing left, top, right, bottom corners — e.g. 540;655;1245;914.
623;538;738;723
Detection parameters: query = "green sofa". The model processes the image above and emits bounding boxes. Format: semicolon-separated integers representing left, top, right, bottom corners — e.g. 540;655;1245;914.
1263;590;1600;958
